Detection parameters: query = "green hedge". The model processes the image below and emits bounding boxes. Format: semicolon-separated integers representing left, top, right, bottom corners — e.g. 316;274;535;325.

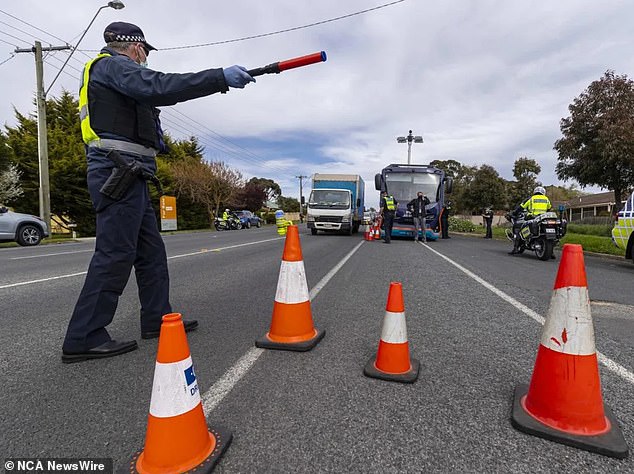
449;217;477;232
565;223;613;237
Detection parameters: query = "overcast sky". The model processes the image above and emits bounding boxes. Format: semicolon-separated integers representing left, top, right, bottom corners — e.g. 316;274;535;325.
1;0;632;207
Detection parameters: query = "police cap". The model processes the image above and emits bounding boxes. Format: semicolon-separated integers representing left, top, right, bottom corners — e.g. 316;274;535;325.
104;22;156;51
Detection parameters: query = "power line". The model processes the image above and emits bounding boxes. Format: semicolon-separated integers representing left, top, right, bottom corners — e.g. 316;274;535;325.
79;0;406;52
0;8;69;45
0;52;15;67
0;28;33;46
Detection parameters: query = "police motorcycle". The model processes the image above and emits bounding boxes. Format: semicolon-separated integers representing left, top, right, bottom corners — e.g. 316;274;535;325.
214;214;242;231
505;209;567;261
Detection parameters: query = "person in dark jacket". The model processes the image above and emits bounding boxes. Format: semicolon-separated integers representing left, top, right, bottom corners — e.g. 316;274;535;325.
408;191;430;242
440;201;452;239
482;206;494;238
62;22;255;363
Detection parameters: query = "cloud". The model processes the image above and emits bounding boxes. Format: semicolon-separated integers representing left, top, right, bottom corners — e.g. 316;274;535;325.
1;0;631;200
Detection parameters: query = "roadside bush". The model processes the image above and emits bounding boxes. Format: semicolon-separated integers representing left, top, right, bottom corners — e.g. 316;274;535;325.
566;223;612;237
449;216;477;232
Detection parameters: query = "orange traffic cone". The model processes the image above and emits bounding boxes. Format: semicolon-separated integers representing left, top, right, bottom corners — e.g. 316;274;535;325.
511;244;628;459
256;225;325;351
373;219;381;240
364;282;420;383
129;313;232;473
364;225;372;241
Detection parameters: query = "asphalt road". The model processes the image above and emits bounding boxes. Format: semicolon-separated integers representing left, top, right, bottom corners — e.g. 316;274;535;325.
1;227;633;473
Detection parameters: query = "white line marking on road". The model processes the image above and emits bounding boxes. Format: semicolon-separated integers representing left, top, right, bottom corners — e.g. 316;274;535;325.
0;272;88;289
201;240;366;415
10;249;94;260
167;237;284;259
0;237;284;289
420;242;634;385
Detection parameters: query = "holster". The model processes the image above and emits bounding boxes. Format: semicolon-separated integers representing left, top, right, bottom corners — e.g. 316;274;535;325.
99;150;163;200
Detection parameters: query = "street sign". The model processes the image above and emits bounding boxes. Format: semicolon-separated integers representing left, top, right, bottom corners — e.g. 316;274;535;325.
160;196;177;231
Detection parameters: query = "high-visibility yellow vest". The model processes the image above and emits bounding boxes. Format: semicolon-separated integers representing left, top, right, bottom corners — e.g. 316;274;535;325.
384;196;396;211
78;53;111;144
522;194;551;215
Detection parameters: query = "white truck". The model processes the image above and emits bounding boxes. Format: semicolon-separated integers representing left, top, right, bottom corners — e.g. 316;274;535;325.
307;174;365;235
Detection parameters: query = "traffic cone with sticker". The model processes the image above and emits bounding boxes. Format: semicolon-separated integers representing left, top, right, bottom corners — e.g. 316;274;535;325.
129;313;232;473
373;218;382;240
364;224;372;241
256;225;325;351
511;244;629;459
364;282;420;383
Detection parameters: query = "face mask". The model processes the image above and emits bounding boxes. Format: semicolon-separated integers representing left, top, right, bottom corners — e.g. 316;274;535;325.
137;45;148;68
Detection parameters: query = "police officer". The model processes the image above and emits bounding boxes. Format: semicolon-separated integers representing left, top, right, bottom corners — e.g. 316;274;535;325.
379;191;398;243
440;201;452;239
62;22;256;363
408;191;430;242
509;186;552;255
482;206;494;239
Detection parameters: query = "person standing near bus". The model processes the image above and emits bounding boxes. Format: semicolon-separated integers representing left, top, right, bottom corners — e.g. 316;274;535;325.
380;191;398;244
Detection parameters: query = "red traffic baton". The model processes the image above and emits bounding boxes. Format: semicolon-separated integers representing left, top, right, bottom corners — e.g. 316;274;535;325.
247;51;327;77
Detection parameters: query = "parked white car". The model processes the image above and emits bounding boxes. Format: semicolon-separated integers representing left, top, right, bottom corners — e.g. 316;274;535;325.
0;206;50;246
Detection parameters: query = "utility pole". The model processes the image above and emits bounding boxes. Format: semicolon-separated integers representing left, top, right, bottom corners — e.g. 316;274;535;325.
296;175;308;219
15;42;71;229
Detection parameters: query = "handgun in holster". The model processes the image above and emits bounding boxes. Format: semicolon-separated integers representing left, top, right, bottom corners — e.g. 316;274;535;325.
99;150;162;200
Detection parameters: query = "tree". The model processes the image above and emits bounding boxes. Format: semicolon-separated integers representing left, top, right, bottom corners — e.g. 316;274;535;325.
277;196;300;212
555;70;634;206
170;158;243;224
248;177;281;204
0;163;23;204
462;165;506;212
509;157;541;205
231;180;268;211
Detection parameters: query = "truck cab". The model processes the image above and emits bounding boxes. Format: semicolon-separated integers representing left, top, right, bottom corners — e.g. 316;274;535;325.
307;174;365;235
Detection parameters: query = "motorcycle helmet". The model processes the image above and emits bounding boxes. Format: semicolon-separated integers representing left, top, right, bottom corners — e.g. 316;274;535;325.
225;208;230;212
533;186;546;195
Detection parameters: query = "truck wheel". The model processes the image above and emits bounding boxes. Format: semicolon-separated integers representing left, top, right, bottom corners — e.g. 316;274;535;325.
311;228;317;235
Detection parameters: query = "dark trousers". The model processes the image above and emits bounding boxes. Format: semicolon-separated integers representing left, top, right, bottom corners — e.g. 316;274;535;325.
383;213;394;242
485;217;493;238
63;166;171;352
441;214;449;238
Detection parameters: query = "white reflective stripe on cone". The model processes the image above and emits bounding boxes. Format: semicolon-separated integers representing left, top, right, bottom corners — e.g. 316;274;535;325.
540;286;596;355
380;311;408;344
275;260;310;304
149;356;201;418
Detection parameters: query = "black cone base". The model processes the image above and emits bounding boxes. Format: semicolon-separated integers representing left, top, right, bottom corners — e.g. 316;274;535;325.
511;384;628;459
363;357;420;384
255;328;325;352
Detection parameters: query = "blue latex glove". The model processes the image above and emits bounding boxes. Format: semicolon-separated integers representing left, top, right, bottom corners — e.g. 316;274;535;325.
223;65;256;89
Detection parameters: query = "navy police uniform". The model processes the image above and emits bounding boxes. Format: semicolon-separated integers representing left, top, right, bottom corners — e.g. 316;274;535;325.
62;22;253;362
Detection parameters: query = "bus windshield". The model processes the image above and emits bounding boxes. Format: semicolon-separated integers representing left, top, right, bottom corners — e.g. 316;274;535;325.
308;190;351;209
384;172;441;203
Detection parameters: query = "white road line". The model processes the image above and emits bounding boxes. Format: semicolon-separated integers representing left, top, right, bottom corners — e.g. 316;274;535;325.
0;237;284;289
201;240;366;415
0;272;88;289
9;250;94;260
167;237;284;259
420;241;634;385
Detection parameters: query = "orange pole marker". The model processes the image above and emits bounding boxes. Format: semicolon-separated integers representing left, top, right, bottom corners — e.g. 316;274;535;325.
364;282;420;383
129;313;232;473
511;244;628;459
256;225;325;351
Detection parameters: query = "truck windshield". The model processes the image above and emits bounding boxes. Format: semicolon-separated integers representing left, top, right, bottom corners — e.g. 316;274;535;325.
384;173;441;203
308;190;351;209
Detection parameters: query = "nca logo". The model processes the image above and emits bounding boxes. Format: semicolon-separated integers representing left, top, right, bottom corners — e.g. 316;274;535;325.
184;365;196;386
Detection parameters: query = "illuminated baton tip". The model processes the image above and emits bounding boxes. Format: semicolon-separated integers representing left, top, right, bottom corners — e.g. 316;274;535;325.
321;51;327;62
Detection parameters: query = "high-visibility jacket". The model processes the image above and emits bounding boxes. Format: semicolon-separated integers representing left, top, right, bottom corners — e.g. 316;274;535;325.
222;211;229;221
384;196;396;211
521;194;552;216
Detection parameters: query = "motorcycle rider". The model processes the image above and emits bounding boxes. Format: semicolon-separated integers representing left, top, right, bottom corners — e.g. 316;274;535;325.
508;186;552;255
